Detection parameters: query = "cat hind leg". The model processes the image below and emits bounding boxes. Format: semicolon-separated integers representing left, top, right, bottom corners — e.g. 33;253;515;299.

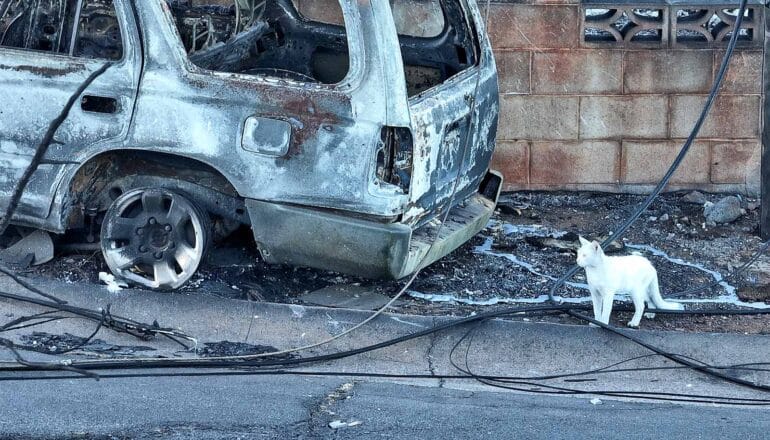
644;300;656;319
628;290;646;328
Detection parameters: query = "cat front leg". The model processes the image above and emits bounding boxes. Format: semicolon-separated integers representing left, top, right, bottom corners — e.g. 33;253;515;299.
599;291;614;325
589;286;602;327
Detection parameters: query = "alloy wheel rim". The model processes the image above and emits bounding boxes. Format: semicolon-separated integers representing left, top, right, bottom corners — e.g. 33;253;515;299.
101;189;206;290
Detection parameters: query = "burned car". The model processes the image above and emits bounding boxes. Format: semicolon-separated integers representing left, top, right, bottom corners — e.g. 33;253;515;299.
0;0;501;289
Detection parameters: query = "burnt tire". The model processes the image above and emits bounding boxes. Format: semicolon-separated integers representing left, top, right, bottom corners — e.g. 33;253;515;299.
100;187;210;290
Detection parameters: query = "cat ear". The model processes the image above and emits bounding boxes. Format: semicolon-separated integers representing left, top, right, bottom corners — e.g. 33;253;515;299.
578;236;590;247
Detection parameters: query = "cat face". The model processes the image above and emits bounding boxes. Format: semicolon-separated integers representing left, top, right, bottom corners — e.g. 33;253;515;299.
576;236;602;268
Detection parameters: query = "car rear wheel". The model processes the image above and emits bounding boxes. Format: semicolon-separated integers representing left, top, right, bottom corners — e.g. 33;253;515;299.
100;188;209;290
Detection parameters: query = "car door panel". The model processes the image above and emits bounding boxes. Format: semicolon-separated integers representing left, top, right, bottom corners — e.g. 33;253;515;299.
0;0;139;223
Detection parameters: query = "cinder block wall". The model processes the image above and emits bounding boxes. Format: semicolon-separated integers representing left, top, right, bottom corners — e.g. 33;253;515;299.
487;0;764;195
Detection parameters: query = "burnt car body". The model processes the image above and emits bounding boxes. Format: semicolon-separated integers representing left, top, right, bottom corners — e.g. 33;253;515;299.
0;0;501;289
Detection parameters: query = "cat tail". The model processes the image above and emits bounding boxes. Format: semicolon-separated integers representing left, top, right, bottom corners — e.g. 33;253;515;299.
648;276;684;311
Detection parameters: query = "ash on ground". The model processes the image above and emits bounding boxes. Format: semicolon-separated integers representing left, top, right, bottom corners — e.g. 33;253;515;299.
197;341;293;360
18;332;156;355
28;191;770;334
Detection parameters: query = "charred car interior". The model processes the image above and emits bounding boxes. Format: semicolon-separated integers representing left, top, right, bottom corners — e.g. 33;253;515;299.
1;0;478;88
166;0;479;94
0;0;501;290
168;0;352;84
0;0;123;59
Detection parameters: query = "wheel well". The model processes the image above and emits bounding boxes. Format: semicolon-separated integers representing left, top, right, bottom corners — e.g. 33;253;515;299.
66;150;249;231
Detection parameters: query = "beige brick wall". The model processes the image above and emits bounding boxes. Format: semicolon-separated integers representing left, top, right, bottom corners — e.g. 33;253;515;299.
489;0;764;195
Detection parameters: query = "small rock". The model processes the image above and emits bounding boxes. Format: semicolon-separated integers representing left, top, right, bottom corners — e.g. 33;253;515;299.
682;191;707;205
747;201;760;211
98;272;128;293
590;398;603;405
704;196;742;224
659;213;669;222
329;420;362;429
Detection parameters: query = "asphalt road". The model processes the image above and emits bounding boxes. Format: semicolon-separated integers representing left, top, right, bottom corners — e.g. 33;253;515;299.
1;374;767;439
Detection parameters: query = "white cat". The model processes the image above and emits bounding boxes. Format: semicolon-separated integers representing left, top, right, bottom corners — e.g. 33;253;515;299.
576;236;683;327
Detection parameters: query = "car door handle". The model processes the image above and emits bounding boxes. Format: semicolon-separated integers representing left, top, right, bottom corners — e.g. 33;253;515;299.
81;95;119;114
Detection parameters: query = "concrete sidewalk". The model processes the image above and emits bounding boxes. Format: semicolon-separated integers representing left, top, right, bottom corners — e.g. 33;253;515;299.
1;274;769;404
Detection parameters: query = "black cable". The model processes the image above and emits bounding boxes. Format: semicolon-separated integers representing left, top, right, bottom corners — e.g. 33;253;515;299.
3;323;770;406
566;309;770;393
453;319;770;406
3;302;770;373
0;309;104;356
1;302;770;405
1;369;769;405
468;375;770;406
0;290;190;341
1;341;99;380
0;266;68;304
0;305;572;373
1;318;70;332
0;366;767;387
0;310;74;332
450;317;770;382
1;310;64;330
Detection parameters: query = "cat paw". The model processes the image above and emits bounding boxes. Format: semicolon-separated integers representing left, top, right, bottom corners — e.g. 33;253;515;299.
644;313;656;319
627;321;640;328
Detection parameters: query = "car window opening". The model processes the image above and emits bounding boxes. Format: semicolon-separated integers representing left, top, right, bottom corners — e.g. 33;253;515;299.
391;0;478;97
0;0;123;60
167;0;350;85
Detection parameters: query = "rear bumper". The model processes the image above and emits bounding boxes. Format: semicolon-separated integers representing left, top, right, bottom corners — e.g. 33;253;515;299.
246;171;502;279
